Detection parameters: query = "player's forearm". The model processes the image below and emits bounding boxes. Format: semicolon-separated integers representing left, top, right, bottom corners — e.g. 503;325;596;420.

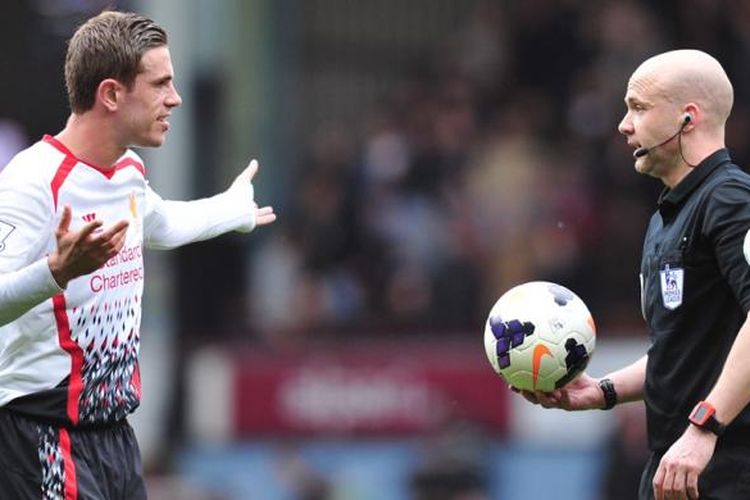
603;354;647;404
704;312;750;424
144;190;255;250
0;258;64;326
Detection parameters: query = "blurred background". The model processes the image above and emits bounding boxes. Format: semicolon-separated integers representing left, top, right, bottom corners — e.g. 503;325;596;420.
3;0;750;498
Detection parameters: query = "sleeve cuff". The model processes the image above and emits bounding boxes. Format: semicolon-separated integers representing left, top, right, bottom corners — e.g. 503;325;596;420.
39;257;66;293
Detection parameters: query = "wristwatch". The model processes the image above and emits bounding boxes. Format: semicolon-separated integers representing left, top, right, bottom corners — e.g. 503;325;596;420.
598;378;617;410
688;401;726;436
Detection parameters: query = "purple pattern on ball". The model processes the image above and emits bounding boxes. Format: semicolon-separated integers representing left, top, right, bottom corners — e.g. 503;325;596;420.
490;317;536;371
499;354;511;369
489;317;506;339
507;320;523;334
511;332;525;347
497;337;510;353
548;283;575;306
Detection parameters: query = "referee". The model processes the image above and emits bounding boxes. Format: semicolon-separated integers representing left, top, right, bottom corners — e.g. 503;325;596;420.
516;49;750;500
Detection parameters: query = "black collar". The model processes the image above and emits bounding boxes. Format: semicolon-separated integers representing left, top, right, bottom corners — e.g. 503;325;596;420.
657;149;732;216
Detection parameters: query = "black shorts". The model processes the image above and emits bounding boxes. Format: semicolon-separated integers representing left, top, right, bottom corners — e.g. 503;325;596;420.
0;408;146;500
639;431;750;500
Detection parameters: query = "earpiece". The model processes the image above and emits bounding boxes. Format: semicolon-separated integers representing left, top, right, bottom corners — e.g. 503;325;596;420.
633;114;692;159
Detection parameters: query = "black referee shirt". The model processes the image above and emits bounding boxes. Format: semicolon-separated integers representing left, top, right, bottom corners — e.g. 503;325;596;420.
640;148;750;452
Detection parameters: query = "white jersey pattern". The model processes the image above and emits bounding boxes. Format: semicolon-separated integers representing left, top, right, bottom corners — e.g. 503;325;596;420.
0;135;256;425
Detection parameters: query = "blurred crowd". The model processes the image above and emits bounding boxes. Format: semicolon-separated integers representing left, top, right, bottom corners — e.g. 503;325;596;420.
248;0;750;343
5;0;750;346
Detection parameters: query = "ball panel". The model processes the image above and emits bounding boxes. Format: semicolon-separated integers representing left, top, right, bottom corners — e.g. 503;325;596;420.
483;281;596;392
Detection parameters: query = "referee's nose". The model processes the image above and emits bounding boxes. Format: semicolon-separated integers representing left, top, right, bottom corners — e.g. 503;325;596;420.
618;111;634;137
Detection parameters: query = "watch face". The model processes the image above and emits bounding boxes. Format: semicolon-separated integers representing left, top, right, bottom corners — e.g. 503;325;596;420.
691;402;716;426
690;402;724;436
693;406;710;423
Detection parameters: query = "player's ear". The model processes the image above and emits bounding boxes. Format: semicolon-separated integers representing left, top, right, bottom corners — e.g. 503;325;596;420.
97;78;124;112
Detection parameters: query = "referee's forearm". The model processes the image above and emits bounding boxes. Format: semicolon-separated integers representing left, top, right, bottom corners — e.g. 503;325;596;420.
705;312;750;425
604;354;647;405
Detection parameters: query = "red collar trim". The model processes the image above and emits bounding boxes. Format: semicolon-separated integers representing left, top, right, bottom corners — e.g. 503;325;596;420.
42;135;145;179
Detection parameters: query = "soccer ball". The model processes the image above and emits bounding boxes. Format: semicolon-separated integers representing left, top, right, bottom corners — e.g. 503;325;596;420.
483;281;596;392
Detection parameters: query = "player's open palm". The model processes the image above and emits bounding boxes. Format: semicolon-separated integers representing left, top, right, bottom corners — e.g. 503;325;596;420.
516;372;604;411
48;205;129;286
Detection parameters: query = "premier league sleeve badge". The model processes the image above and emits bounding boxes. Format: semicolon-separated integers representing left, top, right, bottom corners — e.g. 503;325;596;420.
0;220;15;252
660;263;684;310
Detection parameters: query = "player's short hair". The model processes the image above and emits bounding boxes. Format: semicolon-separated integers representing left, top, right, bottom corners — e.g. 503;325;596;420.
65;11;168;113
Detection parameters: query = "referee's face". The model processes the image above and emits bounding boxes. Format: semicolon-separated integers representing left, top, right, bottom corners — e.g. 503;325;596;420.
120;46;183;148
619;72;679;182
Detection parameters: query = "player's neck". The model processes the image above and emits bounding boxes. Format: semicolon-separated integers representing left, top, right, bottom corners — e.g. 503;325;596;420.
55;113;127;169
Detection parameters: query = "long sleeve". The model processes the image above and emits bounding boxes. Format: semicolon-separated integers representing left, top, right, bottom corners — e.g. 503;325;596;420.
0;258;63;326
0;159;63;326
142;180;257;250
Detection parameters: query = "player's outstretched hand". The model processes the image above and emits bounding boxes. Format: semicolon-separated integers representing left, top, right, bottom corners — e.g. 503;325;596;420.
231;159;276;230
512;372;605;411
48;205;129;287
254;204;276;227
231;158;259;189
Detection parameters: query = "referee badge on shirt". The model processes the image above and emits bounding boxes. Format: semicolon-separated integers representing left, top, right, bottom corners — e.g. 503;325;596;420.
660;263;683;310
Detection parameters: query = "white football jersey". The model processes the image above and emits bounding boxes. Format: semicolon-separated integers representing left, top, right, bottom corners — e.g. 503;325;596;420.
0;135;256;425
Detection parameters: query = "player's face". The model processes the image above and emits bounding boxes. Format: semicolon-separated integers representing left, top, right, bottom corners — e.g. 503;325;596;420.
120;46;182;148
618;72;679;180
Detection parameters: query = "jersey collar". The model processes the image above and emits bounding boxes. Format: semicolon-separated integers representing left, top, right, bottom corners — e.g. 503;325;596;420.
42;135;145;179
657;148;731;215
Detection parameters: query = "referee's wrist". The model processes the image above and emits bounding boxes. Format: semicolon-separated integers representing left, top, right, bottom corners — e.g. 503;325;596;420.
598;377;618;410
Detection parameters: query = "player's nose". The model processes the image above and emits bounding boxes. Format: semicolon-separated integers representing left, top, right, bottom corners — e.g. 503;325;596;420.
167;83;182;108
